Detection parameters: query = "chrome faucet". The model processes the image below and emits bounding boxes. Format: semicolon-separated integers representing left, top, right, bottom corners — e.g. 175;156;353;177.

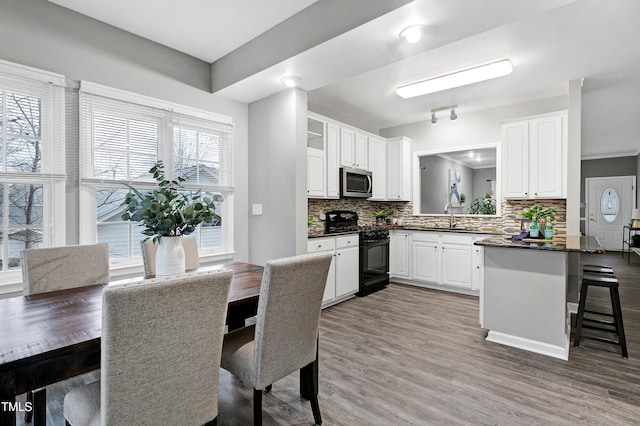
448;203;456;229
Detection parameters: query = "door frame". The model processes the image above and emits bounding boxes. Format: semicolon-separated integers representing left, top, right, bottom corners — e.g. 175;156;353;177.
585;175;636;239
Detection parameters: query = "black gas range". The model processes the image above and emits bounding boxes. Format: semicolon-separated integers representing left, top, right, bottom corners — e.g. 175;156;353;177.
325;211;390;296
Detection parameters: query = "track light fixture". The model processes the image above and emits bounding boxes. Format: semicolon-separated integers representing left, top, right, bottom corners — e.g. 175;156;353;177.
430;105;458;125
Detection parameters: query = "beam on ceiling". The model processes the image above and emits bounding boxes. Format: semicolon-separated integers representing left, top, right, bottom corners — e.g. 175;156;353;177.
210;0;413;93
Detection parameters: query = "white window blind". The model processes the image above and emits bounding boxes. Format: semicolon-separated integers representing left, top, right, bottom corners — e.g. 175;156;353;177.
0;60;66;274
78;82;234;259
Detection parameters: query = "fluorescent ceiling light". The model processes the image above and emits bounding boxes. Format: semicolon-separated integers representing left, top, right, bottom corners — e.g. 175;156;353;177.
396;60;513;99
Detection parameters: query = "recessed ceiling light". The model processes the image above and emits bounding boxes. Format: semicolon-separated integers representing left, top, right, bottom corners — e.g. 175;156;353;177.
399;25;424;44
396;59;513;99
280;76;301;88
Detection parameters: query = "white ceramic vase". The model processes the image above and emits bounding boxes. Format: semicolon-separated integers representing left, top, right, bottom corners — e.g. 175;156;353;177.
156;236;185;276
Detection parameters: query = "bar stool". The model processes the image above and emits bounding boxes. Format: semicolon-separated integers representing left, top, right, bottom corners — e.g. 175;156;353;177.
574;273;628;358
582;264;614;275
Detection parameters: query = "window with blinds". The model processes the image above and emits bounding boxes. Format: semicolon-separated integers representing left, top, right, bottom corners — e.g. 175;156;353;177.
78;82;234;259
0;60;66;273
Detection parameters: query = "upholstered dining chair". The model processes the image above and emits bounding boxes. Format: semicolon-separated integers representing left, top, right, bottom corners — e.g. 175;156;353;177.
21;243;110;423
63;269;233;426
221;251;333;425
140;235;200;277
21;242;110;296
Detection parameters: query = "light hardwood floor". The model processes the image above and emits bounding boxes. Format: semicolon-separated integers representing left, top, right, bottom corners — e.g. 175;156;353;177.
17;252;640;425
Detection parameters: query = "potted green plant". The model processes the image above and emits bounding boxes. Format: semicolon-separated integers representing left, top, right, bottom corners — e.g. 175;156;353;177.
372;210;391;224
520;205;557;236
468;193;496;215
121;161;223;276
460;193;466;204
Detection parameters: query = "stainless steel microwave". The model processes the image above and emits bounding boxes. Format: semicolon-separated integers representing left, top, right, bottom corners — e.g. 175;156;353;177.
340;167;372;198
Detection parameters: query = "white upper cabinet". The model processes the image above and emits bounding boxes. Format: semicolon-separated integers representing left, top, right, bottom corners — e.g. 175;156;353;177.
326;122;340;198
307;116;326;198
503;112;567;199
530;115;565;198
386;137;412;201
308;112;410;201
307;114;339;199
340;128;368;170
368;136;387;200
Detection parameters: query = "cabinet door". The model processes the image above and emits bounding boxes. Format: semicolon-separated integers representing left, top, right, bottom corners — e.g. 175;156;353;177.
441;243;472;288
503;121;530;198
387;137;411;201
354;132;368;170
307;149;326;198
530;115;564;198
323;252;337;303
340;128;356;167
335;245;360;297
368;137;386;200
390;232;410;277
411;241;439;282
326;122;340;198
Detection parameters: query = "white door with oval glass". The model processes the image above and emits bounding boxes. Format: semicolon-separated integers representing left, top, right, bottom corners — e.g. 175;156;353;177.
586;176;636;250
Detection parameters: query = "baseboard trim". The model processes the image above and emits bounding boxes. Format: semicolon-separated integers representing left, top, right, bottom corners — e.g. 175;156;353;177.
486;330;569;361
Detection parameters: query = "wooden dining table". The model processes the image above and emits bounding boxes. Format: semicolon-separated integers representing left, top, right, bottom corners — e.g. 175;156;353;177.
0;262;264;426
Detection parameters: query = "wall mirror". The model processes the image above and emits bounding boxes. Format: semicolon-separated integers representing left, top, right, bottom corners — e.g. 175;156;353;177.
413;144;500;216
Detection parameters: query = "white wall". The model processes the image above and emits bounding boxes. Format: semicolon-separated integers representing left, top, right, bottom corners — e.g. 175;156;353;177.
248;88;308;266
379;96;567;152
0;0;250;261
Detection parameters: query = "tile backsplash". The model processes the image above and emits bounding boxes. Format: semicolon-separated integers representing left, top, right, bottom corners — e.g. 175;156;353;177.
308;198;566;236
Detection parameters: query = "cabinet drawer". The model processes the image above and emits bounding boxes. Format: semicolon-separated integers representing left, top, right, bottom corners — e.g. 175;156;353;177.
441;233;473;244
307;238;336;253
336;234;359;249
411;232;439;243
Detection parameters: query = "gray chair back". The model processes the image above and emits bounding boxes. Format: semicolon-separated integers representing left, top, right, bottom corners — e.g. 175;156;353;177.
101;269;232;425
253;252;332;389
140;235;199;277
21;243;110;296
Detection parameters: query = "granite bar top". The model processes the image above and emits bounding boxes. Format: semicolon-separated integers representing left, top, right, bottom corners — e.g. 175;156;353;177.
474;235;605;254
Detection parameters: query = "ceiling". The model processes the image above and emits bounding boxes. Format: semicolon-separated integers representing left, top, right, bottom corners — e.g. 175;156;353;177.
48;0;640;158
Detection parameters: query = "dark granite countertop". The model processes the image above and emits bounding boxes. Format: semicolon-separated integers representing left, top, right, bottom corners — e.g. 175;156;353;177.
308;230;360;239
474;235;605;253
399;226;498;235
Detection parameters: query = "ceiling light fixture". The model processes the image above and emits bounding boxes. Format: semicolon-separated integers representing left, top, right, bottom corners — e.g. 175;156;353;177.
399;25;424;44
396;59;513;99
280;76;301;88
430;105;458;125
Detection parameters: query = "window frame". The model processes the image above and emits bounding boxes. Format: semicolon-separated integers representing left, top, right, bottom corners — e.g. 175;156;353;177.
0;59;66;286
78;82;234;272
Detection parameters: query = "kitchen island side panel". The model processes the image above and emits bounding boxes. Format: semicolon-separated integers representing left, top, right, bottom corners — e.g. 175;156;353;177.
483;247;568;348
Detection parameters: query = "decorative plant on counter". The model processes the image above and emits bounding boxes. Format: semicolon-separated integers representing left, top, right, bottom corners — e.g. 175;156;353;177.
121;161;223;243
372;210;392;224
520;205;557;222
468;193;496;215
460;193;466;203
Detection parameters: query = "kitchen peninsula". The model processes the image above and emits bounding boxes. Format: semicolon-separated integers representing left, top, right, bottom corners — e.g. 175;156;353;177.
475;235;604;360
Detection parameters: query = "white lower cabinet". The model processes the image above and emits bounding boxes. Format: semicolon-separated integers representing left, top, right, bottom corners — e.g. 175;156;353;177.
390;230;493;293
441;235;472;288
307;234;360;307
390;231;410;277
411;233;440;283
